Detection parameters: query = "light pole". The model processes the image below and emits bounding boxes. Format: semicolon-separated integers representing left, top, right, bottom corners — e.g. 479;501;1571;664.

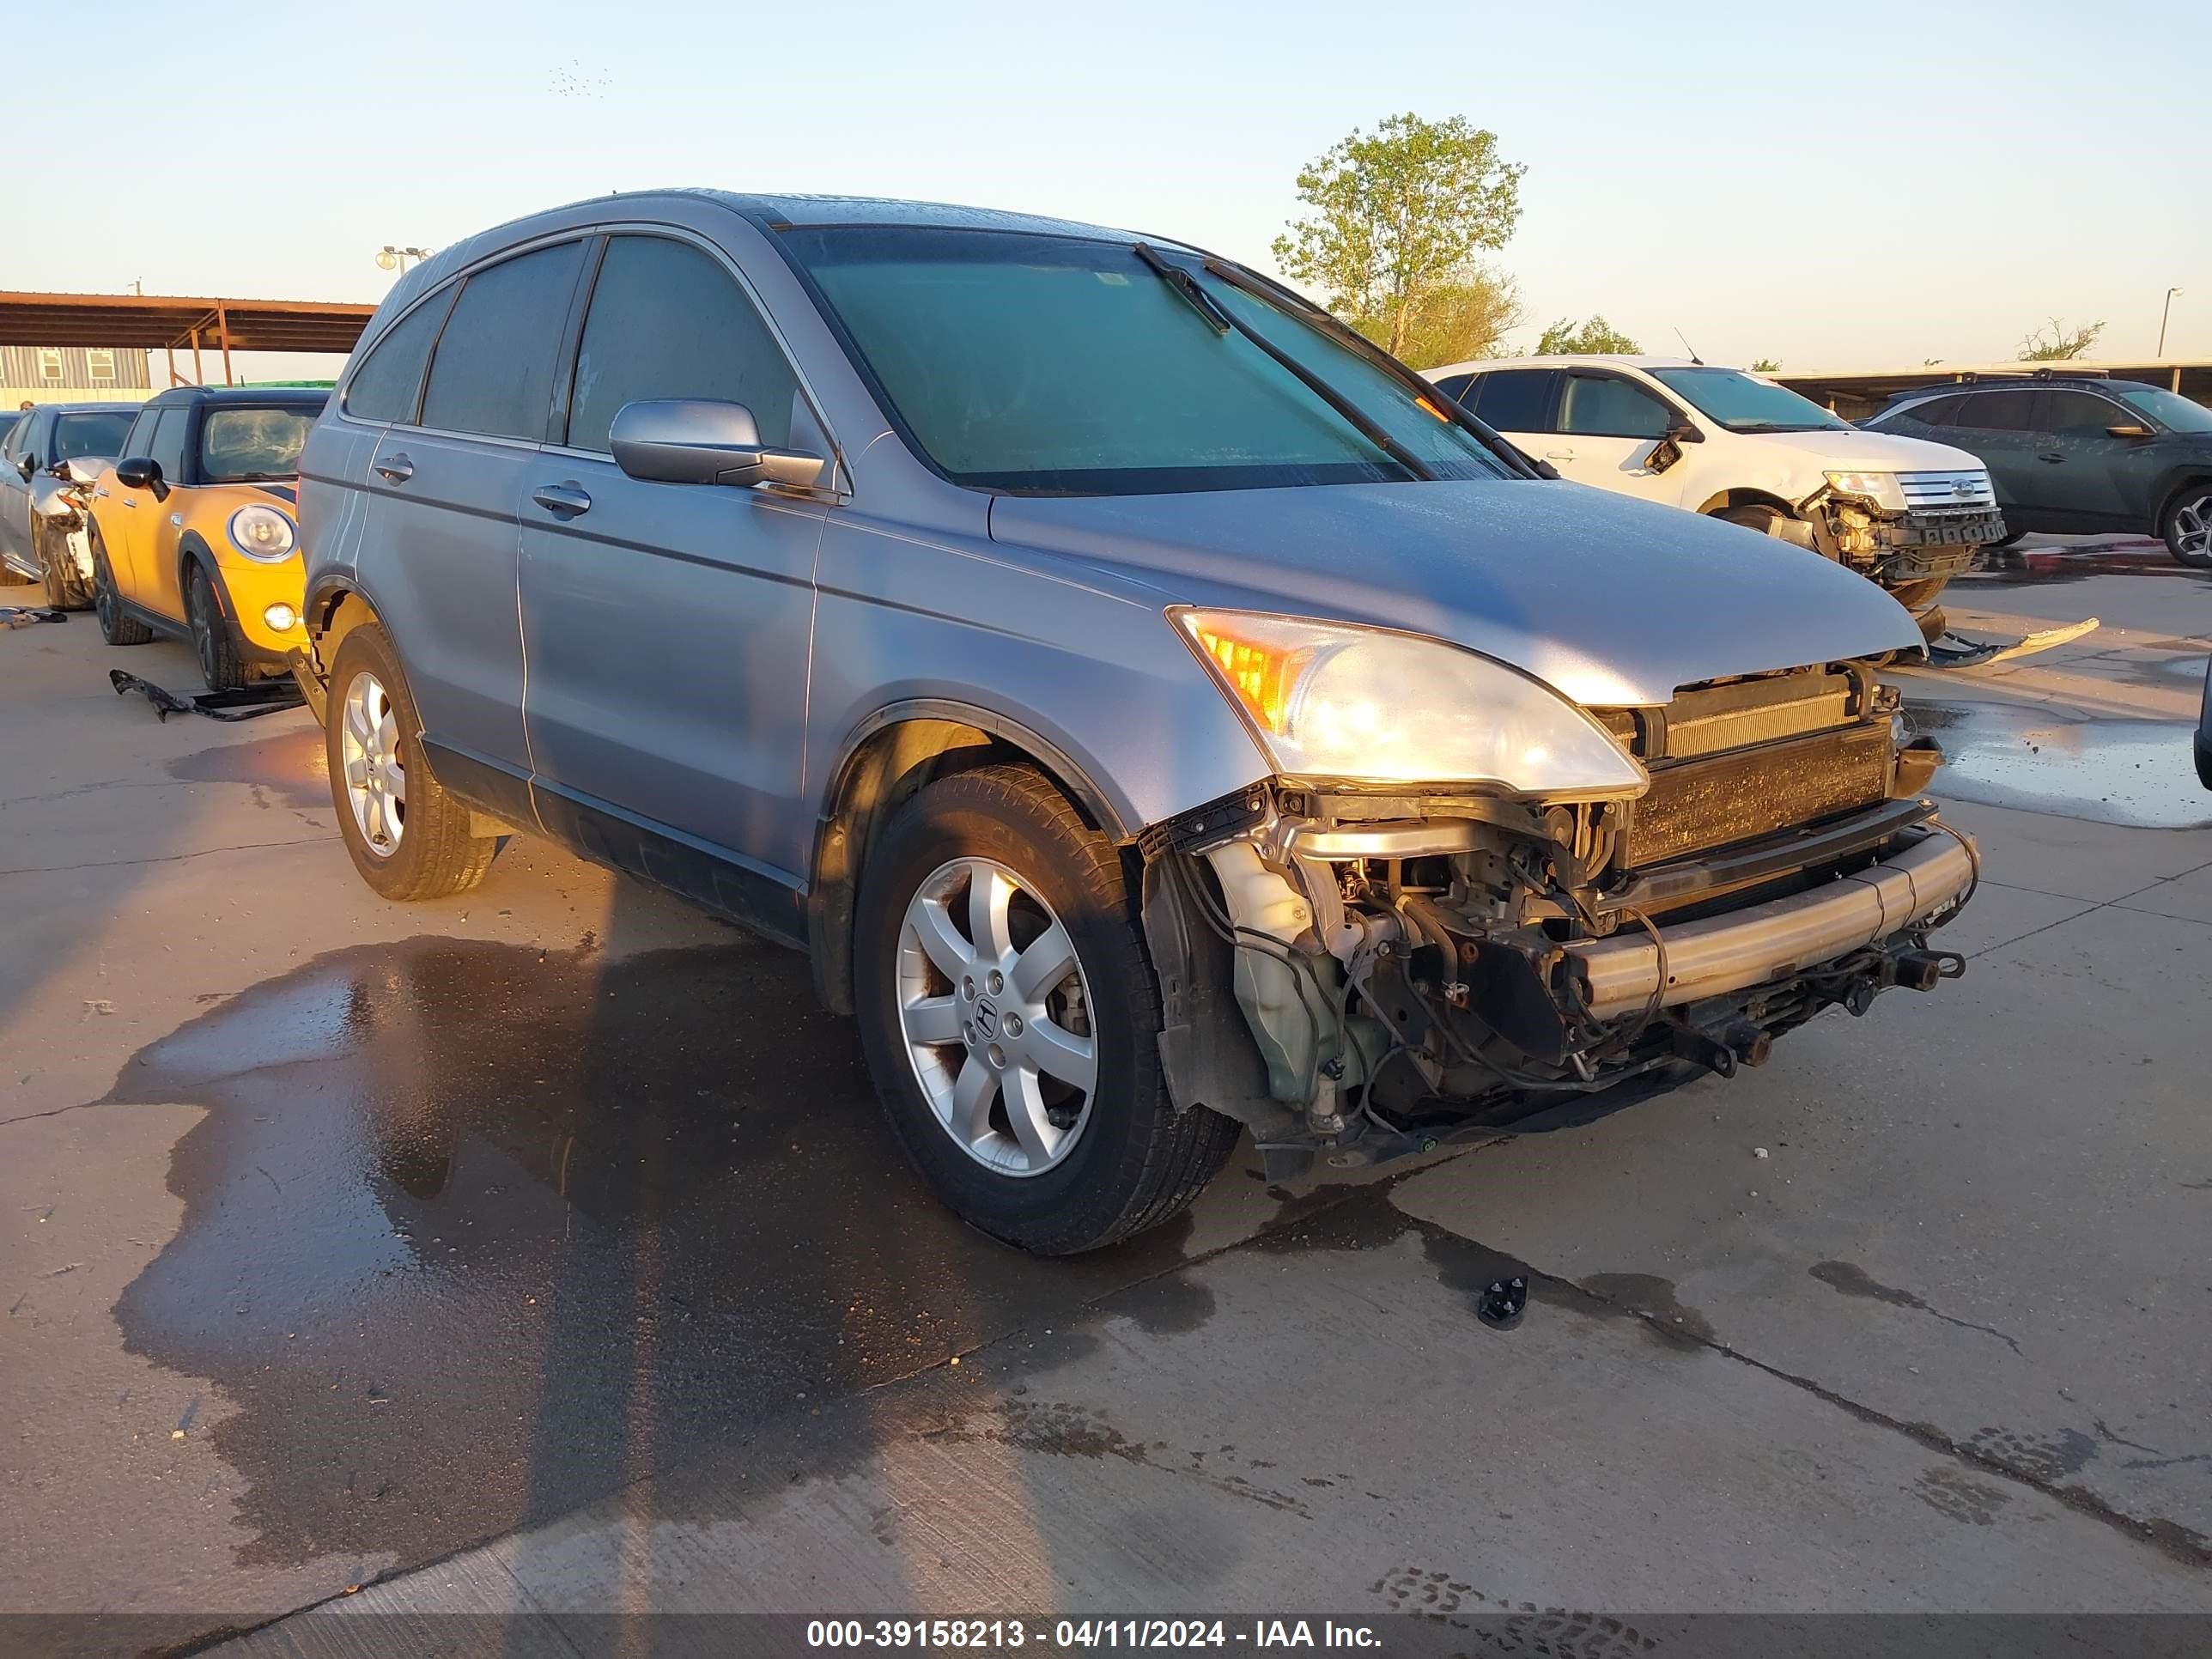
2158;287;2182;357
376;246;431;274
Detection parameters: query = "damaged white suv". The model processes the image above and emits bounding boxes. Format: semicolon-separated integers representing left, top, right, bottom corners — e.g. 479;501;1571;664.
300;195;1979;1255
1427;356;2005;637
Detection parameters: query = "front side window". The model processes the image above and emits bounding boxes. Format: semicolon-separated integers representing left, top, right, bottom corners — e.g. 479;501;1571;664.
1559;374;1670;439
52;410;134;462
566;236;798;453
200;406;316;481
345;288;457;424
420;240;586;441
1468;369;1558;432
2114;383;2212;434
1648;367;1845;434
146;409;191;483
118;407;160;459
780;226;1514;495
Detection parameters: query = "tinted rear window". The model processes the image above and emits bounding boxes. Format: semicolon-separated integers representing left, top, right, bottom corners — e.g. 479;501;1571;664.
1959;391;2035;431
421;242;586;441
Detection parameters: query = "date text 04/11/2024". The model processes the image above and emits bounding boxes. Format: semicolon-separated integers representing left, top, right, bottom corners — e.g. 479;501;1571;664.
804;1620;1384;1649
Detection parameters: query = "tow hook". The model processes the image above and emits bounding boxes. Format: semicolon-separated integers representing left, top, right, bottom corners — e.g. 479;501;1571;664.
1666;1018;1771;1078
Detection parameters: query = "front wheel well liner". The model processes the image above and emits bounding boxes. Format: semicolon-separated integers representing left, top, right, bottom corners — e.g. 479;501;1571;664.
2154;472;2212;528
1695;488;1800;520
807;708;1127;1015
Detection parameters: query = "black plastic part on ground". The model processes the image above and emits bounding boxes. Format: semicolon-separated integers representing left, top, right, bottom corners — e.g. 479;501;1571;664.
109;668;306;722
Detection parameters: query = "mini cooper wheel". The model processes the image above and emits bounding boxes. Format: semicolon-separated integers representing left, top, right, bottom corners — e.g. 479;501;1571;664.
2164;485;2212;570
185;562;246;691
325;623;498;900
89;525;154;645
854;763;1239;1254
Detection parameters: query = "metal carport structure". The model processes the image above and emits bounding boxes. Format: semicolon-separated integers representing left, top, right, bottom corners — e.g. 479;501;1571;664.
0;290;375;386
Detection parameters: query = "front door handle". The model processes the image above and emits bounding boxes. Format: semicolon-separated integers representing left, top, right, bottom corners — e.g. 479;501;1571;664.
1544;447;1576;460
532;482;592;518
2036;452;2065;464
374;453;415;483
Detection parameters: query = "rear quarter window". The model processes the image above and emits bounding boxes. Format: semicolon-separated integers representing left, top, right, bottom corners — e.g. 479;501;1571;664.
344;288;458;424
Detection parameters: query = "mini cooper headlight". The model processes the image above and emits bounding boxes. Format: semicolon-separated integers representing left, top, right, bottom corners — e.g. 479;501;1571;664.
1175;609;1649;799
227;504;297;562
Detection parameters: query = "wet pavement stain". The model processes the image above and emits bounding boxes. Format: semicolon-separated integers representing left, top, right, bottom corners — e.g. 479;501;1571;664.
165;724;331;811
104;933;1208;1571
1808;1261;2024;1356
1965;1425;2099;1484
1913;1466;2009;1526
1903;701;2210;828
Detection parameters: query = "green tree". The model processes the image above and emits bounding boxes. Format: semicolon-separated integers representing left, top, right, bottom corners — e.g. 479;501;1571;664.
1534;314;1641;356
1394;265;1525;369
2017;318;2105;361
1751;356;1781;373
1273;112;1526;360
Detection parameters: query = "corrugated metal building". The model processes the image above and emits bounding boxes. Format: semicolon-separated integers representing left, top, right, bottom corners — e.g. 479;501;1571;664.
2;343;153;410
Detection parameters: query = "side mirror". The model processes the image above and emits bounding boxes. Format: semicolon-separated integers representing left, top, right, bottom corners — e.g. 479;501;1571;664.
2106;423;2154;440
13;453;33;482
112;456;161;491
608;399;828;490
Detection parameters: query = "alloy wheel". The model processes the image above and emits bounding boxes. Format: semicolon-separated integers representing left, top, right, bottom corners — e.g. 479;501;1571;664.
895;856;1098;1177
2173;493;2212;563
339;670;406;857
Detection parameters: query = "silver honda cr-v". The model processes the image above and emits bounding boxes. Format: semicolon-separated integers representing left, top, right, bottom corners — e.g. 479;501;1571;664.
296;191;1978;1253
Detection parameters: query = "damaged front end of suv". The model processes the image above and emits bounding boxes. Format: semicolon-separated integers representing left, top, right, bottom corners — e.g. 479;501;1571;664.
1139;613;1975;1181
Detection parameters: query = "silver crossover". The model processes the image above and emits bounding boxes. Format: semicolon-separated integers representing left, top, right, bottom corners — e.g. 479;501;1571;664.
296;192;1977;1253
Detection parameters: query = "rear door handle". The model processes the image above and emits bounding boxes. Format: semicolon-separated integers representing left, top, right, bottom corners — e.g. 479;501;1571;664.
532;482;592;518
374;453;415;483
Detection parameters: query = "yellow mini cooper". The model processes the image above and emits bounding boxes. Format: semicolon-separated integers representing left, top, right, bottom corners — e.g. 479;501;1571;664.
88;386;327;690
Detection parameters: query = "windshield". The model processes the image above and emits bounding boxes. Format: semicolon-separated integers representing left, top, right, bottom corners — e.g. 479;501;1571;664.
199;406;315;481
2114;384;2212;435
52;411;134;461
780;227;1515;495
1648;368;1847;434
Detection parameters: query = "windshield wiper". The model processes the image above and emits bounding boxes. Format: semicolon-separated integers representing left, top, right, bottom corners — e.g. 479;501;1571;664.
1131;242;1436;483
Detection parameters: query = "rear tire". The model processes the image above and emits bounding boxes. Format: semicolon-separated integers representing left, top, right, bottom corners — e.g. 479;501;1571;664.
853;763;1239;1254
2162;484;2212;569
185;562;246;691
89;524;155;645
35;521;93;610
325;623;498;901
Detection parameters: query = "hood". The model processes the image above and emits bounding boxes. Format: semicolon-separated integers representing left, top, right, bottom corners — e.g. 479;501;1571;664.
1748;427;1987;472
989;480;1923;708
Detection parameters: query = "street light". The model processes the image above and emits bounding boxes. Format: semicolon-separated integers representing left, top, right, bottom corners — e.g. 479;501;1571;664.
376;246;431;273
2158;287;2182;357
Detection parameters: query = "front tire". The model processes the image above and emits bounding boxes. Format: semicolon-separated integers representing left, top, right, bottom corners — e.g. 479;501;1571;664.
853;763;1238;1254
2162;484;2212;569
185;562;246;691
1716;503;1789;537
325;623;498;901
89;524;154;645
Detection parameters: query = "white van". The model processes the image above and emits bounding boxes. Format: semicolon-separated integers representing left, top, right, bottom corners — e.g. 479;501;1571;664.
1425;356;2004;635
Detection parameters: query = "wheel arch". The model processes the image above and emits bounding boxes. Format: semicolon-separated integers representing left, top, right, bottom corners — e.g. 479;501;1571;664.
805;701;1133;1016
303;575;385;679
1694;486;1800;519
2152;469;2212;530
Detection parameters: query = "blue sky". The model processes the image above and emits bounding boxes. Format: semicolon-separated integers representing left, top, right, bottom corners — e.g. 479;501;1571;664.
11;0;2207;373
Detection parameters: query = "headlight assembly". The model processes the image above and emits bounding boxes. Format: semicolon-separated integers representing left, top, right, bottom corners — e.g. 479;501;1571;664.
1823;471;1907;512
227;504;297;562
1174;609;1648;799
